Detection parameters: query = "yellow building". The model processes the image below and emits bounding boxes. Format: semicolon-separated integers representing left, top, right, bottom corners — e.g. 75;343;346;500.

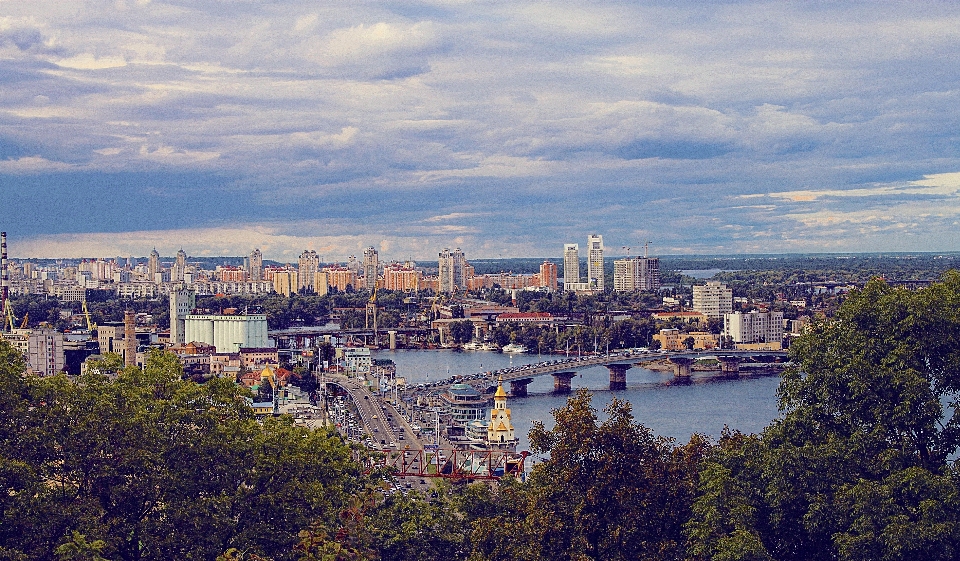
486;376;518;448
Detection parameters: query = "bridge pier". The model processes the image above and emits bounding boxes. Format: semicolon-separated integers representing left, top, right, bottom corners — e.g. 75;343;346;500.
669;357;696;385
605;364;630;390
718;356;741;378
510;378;533;397
552;372;577;393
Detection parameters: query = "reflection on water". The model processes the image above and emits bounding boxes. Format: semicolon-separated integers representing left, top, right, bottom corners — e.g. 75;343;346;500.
374;348;782;453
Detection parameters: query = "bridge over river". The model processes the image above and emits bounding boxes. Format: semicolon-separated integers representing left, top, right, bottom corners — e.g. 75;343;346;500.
428;350;789;395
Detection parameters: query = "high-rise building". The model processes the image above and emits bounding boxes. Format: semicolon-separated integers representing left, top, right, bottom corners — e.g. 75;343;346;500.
298;250;320;292
613;257;661;292
148;248;160;279
347;255;360;276
384;262;421;292
27;329;65;376
692;281;734;320
248;248;263;282
438;248;466;294
171;248;187;282
539;261;558;291
587;234;604;291
313;271;329;296
169;288;196;345
273;269;298;297
322;265;358;292
362;247;378;290
563;244;580;289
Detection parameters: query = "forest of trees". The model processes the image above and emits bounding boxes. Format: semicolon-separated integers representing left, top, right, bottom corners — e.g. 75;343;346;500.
2;273;960;559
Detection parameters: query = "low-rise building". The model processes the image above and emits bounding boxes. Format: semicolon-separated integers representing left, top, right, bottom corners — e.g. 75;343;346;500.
440;383;487;425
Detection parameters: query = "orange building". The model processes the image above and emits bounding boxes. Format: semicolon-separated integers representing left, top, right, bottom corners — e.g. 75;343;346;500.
539;261;558;291
323;265;358;292
383;263;421;291
217;266;248;282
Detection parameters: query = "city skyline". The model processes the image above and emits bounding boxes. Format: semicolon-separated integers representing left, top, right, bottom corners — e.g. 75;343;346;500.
3;2;960;260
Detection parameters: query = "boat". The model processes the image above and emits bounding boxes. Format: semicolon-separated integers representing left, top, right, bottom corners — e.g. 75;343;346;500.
501;343;528;354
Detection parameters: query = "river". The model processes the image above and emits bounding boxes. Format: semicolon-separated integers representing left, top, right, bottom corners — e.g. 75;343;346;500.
372;348;782;453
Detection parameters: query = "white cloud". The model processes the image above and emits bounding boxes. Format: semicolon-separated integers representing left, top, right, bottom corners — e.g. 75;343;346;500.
55;53;127;69
0;156;74;173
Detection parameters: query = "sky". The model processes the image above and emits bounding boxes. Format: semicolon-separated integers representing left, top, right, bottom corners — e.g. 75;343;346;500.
2;0;960;262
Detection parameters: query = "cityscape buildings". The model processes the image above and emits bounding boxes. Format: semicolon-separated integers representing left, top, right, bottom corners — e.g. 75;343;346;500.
563;243;580;290
539;261;558;291
169;288;196;345
692;281;734;320
613;256;661;292
363;247;379;290
183;310;269;353
297;250;320;292
587;234;604;291
438;248;467;294
724;310;784;349
248;248;263;282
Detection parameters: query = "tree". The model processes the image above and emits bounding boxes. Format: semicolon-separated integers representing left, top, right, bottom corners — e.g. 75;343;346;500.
0;345;368;561
514;390;708;561
687;274;960;561
449;320;474;345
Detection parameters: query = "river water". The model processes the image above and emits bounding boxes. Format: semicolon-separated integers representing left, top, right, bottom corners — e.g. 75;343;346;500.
373;349;782;453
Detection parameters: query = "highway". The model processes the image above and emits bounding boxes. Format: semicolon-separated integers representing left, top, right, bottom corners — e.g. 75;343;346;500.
325;373;422;451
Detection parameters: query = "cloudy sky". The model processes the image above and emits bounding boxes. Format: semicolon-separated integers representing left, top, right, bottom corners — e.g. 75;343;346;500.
2;1;960;262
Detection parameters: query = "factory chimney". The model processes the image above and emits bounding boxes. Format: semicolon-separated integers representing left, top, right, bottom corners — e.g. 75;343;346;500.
124;309;137;368
1;232;8;332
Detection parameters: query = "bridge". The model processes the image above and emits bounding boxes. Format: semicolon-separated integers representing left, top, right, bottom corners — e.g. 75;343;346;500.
325;373;529;480
435;350;789;395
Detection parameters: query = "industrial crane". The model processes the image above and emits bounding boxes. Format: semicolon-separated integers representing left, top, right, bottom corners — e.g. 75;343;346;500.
4;305;16;332
82;301;97;332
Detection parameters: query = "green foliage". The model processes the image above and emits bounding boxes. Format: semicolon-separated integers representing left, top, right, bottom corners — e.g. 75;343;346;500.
448;320;474;345
687;274;960;561
0;345;365;561
472;390;708;561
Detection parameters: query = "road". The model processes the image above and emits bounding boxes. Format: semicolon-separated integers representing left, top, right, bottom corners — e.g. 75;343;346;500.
326;373;422;451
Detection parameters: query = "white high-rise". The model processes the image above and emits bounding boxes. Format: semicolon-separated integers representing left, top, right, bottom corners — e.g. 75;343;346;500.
438;248;466;294
169;288;196;345
362;247;378;290
587;234;604;291
248;248;263;282
724;310;784;346
563;244;580;288
613;257;660;292
173;249;187;282
298;250;320;292
692;281;734;320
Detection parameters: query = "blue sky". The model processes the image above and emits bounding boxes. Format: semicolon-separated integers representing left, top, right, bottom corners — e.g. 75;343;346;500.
2;1;960;262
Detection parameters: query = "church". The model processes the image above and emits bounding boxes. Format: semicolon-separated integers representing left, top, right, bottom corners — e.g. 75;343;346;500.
486;376;519;449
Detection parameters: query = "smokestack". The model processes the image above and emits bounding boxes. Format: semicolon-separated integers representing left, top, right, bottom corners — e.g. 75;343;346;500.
1;232;8;332
124;309;137;368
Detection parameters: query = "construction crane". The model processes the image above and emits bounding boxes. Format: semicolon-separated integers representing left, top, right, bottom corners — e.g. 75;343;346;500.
19;312;27;329
643;241;652;258
365;285;379;339
82;301;97;332
4;305;16;332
